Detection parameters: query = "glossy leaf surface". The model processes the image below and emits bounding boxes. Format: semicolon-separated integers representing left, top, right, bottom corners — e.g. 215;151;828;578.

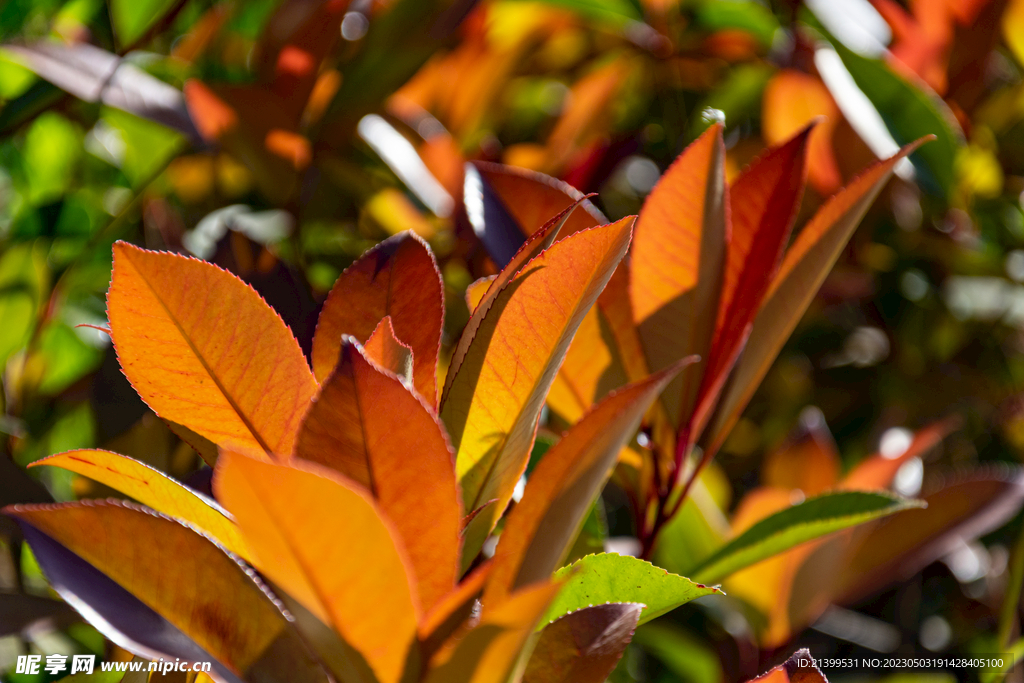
690;491;923;584
706;139;930;454
7;501;327;683
108;243;317;456
295;339;460;612
523;602;642;683
630;123;727;422
486;360;689;602
29;449;249;559
213;451;418;683
442;218;634;554
542;553;719;627
312;231;443;403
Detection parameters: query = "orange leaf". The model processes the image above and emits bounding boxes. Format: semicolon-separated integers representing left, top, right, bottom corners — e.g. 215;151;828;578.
421;562;490;651
29;449;250;559
107;242;317;456
762;71;842;195
473;162;605;239
441;218;634;560
444;194;592;403
630;123;728;425
363;315;414;383
704;139;929;456
841;416;958;490
213;451;419;683
762;420;840;495
6;501;325;681
312;232;443;404
691;129;810;443
486;360;689;604
424;581;562;683
294;339;461;613
465;276;496;312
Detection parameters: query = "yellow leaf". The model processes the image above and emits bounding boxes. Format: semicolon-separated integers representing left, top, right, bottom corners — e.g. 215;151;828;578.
29;449;250;559
213;451;419;683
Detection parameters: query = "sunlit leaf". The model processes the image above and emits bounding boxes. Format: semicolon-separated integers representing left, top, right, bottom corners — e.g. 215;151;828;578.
107;243;317;456
542;553;719;627
691;129;810;442
213;451;419;683
830;38;962;196
486;360;689;603
294;339;460;613
704;139;928;456
6;501;327;683
362;315;414;384
424;581;562;683
311;231;443;403
630;123;727;424
29;449;250;559
445;193;592;401
691;491;922;585
762;70;841;195
442;218;634;560
524;602;642;683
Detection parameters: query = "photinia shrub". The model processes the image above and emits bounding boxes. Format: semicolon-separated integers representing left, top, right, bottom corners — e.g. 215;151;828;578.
4;128;1007;683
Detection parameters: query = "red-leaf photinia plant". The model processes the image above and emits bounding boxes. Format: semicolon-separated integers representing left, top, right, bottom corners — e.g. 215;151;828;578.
4;122;1018;683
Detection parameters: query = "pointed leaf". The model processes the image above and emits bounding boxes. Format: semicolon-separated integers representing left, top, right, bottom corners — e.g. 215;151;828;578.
630;124;728;423
841;416;957;490
524;603;642;683
424;582;562;683
18;520;246;683
466;276;496;312
421;562;491;656
213;451;419;683
294;339;461;613
4;42;199;140
705;139;930;454
6;501;327;683
441;218;634;557
542;553;720;627
107;243;317;456
444;193;595;402
746;649;828;683
486;361;690;603
472;162;606;240
29;449;249;559
363;316;414;384
311;231;443;403
691;491;923;585
835;467;1024;603
691;130;810;441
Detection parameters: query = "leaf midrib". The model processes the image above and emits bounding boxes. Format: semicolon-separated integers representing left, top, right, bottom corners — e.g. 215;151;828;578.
125;254;275;454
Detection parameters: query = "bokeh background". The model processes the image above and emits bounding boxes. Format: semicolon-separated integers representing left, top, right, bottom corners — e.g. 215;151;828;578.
3;0;1024;681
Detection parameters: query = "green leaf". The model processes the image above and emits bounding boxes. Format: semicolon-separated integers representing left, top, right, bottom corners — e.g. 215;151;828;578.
689;64;773;138
23;112;81;204
0;240;48;369
696;0;779;46
102;108;184;186
542;553;720;628
690;491;924;584
505;0;643;27
109;0;178;47
829;38;963;197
